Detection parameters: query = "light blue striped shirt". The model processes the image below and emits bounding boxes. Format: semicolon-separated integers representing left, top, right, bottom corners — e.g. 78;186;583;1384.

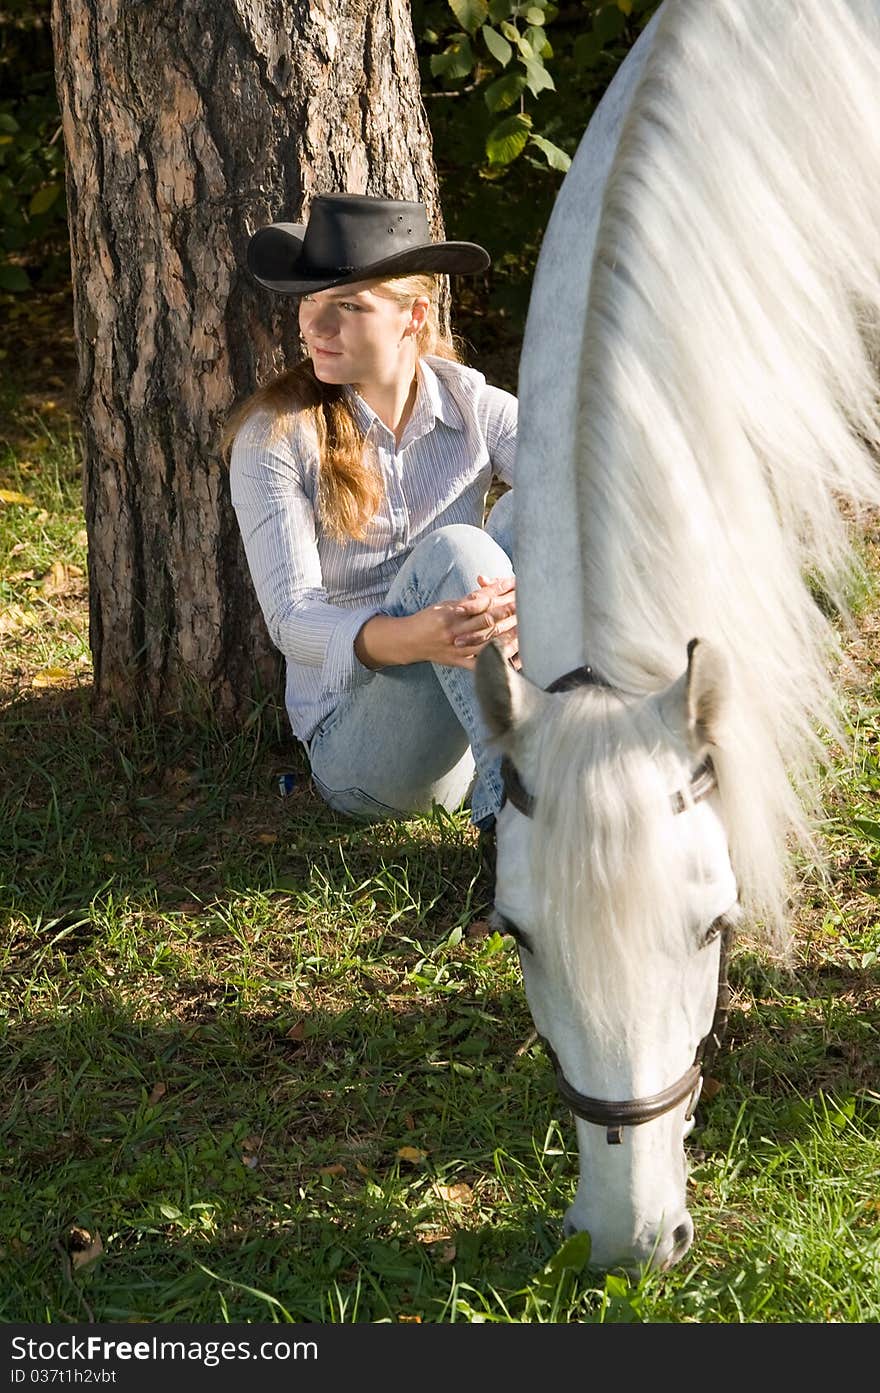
229;356;518;742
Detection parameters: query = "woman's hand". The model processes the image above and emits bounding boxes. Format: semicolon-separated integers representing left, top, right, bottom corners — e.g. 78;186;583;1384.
451;573;519;670
354;574;519;671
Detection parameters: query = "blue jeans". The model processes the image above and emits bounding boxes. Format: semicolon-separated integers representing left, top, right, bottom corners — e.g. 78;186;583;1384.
308;490;514;827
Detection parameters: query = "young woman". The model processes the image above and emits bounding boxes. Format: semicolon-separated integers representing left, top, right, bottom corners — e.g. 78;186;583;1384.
225;193;518;833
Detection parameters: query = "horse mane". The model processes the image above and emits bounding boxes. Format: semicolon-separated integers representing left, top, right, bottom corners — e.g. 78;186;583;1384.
529;0;880;951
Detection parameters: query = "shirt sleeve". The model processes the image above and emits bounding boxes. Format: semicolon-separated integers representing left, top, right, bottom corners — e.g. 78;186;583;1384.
483;383;518;486
228;409;382;699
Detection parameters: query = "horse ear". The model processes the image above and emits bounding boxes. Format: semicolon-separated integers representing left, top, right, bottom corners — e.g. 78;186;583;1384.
475;640;546;743
684;637;729;748
659;638;729;750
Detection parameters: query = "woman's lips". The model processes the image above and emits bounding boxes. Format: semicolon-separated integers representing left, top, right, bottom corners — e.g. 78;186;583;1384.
314;347;342;357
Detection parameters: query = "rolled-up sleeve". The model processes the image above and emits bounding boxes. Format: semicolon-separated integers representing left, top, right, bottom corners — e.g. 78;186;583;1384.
229;411;381;699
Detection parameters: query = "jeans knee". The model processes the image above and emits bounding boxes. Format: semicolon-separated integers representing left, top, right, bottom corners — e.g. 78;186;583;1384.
418;523;511;581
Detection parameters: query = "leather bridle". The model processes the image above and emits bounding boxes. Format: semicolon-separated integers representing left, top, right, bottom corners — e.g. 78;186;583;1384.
495;662;734;1144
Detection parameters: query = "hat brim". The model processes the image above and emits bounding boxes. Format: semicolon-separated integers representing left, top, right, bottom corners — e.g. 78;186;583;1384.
247;221;490;295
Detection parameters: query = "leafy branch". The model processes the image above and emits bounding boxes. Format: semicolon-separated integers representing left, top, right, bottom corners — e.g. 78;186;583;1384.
421;0;653;175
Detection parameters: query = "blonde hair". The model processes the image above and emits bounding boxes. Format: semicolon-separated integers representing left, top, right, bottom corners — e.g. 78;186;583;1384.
222;275;463;541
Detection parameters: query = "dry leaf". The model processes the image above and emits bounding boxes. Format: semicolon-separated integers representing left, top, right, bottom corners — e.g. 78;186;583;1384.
242;1154;259;1169
405;1113;416;1130
32;666;73;688
396;1146;427;1163
397;1314;422;1323
0;488;36;506
702;1077;722;1101
41;560;69;594
0;604;37;635
69;1228;103;1271
147;1082;167;1105
319;1163;346;1177
355;1162;370;1177
256;832;278;844
74;529;88;547
285;1021;305;1041
434;1182;473;1205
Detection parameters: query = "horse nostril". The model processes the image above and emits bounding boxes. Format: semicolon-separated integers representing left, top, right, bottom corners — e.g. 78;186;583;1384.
672;1219;693;1257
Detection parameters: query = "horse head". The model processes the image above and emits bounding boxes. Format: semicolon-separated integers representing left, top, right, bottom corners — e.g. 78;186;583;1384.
476;637;740;1270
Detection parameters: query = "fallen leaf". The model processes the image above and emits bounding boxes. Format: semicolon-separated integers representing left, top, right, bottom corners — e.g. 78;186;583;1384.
397;1146;427;1163
397;1314;422;1323
256;832;278;844
405;1113;416;1130
285;1021;305;1041
74;529;88;547
147;1082;167;1105
434;1182;473;1205
355;1162;370;1177
319;1163;346;1177
702;1077;722;1101
69;1228;103;1271
242;1154;259;1169
32;666;74;688
0;488;36;506
41;561;76;596
0;604;37;635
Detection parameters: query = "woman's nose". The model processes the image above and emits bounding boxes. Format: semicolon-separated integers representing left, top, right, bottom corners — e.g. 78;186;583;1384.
304;306;338;339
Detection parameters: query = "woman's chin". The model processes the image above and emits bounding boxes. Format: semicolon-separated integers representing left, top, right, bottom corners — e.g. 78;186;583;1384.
312;359;351;384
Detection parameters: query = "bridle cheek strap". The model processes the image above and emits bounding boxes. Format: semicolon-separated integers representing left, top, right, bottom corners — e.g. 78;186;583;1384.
493;661;732;1146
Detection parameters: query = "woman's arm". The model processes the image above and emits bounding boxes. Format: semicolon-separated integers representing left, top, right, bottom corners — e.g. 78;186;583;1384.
229;411;383;696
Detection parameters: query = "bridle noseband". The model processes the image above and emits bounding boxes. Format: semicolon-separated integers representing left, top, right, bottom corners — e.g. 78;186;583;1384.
496;662;733;1145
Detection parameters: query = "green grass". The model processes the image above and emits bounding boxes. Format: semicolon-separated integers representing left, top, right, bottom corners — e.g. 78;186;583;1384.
1;386;879;1324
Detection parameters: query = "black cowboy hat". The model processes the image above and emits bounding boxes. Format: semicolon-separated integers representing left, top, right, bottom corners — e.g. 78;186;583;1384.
246;192;490;295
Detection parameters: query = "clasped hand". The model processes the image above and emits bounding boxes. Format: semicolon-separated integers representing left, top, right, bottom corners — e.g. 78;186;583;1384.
412;573;519;670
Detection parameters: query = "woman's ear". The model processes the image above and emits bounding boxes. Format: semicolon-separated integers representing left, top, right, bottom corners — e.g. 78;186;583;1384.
407;297;430;338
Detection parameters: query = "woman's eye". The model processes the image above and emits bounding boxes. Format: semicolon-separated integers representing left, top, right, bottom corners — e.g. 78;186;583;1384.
340;302;361;312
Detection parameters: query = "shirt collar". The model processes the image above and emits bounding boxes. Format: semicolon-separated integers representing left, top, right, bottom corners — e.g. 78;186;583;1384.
343;358;464;445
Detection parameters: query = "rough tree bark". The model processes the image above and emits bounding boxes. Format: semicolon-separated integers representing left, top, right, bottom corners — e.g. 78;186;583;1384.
50;0;444;721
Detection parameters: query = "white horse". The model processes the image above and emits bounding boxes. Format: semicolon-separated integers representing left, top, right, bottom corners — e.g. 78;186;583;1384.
476;0;880;1271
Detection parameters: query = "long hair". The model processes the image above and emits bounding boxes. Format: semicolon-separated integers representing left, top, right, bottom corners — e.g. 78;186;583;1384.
221;275;462;541
526;0;880;951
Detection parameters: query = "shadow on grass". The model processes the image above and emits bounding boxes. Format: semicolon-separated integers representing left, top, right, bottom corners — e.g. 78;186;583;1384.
1;990;564;1323
0;683;491;924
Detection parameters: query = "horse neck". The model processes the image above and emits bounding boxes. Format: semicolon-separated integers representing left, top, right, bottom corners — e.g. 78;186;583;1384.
514;11;662;690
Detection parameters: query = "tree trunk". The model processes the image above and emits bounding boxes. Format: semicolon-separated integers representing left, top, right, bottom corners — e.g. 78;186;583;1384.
50;0;443;722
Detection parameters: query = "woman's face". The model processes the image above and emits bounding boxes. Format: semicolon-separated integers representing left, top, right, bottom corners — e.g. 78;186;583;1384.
298;281;426;389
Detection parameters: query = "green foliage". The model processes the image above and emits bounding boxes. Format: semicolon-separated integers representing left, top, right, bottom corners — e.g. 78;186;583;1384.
415;0;661;346
417;0;660;176
0;1;66;292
